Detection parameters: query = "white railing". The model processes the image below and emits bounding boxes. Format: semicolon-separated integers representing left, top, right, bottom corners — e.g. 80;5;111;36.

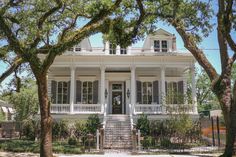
166;104;194;114
134;104;162;114
51;104;70;113
73;104;102;114
133;104;194;114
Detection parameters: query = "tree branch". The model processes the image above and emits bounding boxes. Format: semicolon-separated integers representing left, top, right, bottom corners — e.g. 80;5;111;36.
171;21;218;81
40;0;122;73
30;0;63;48
217;0;229;72
0;16;24;55
0;57;24;84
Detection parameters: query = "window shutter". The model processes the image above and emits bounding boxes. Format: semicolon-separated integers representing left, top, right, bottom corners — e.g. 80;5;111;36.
76;80;82;103
67;81;70;104
51;80;57;103
136;81;142;103
178;81;184;104
93;80;98;104
153;81;159;104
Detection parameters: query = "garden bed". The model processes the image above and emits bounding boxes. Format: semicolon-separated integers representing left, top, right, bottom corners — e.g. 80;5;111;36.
0;139;83;154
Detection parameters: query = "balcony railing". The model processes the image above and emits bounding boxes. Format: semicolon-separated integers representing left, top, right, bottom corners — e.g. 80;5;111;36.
133;104;195;115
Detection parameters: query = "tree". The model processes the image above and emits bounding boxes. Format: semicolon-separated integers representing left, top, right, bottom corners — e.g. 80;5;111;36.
105;0;236;156
196;69;220;112
8;78;39;122
0;1;149;156
145;1;236;156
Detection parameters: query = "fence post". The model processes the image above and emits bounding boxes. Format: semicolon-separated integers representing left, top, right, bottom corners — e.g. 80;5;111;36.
216;116;220;147
211;117;215;146
138;129;141;151
100;128;104;150
96;129;99;150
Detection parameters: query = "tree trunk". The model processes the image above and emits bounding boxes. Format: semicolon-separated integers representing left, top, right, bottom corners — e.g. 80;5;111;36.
214;81;236;157
37;75;53;157
221;103;236;157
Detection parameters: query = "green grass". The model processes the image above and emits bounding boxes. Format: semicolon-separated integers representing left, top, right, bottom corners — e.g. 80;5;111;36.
0;139;83;154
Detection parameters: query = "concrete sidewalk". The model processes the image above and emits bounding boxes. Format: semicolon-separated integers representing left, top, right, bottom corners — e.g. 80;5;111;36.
0;151;221;157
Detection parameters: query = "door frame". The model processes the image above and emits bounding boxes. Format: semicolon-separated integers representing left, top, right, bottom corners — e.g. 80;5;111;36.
109;81;125;114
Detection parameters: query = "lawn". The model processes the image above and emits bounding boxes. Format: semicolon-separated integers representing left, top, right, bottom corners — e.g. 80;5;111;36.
0;139;83;154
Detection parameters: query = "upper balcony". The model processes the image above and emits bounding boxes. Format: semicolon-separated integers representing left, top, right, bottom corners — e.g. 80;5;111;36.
63;28;187;57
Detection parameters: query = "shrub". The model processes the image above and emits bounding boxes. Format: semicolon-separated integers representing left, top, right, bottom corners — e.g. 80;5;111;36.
86;114;101;135
22;119;39;140
52;119;69;140
141;136;153;149
160;138;172;148
74;120;87;138
68;137;77;146
136;114;150;136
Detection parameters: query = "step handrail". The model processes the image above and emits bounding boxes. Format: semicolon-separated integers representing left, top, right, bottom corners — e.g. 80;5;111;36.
103;104;107;129
129;104;134;130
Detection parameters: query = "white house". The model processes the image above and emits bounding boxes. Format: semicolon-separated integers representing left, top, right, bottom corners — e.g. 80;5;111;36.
47;28;198;121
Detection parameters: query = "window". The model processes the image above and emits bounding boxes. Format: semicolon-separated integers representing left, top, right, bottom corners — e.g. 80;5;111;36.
161;40;167;52
57;81;68;104
68;47;74;51
154;40;160;52
142;82;152;104
75;45;81;51
166;82;178;104
120;47;127;54
109;43;116;54
82;81;93;104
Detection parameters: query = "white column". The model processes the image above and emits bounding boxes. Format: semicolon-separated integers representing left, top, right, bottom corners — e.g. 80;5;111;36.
191;65;198;114
70;67;76;113
116;45;120;55
161;66;166;112
183;77;188;105
105;41;109;55
131;66;136;105
100;66;106;105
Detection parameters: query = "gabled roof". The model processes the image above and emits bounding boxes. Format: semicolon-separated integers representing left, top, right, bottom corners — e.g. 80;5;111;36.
150;28;174;37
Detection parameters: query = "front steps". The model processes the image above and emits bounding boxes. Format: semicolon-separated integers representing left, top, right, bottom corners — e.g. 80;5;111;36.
104;115;132;149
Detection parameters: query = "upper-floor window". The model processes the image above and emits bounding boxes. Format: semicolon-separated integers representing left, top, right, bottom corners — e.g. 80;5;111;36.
109;43;116;54
68;47;74;51
153;40;168;52
82;81;93;104
57;81;69;104
120;47;127;54
154;40;160;52
161;40;167;52
75;45;81;52
142;82;152;104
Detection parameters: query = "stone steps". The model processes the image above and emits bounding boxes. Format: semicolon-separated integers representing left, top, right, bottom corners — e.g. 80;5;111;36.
104;115;132;149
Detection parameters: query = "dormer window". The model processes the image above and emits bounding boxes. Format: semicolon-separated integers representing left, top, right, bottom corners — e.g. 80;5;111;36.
161;40;167;52
75;45;81;52
120;47;127;54
68;47;74;51
153;40;168;52
154;40;160;52
109;43;116;54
